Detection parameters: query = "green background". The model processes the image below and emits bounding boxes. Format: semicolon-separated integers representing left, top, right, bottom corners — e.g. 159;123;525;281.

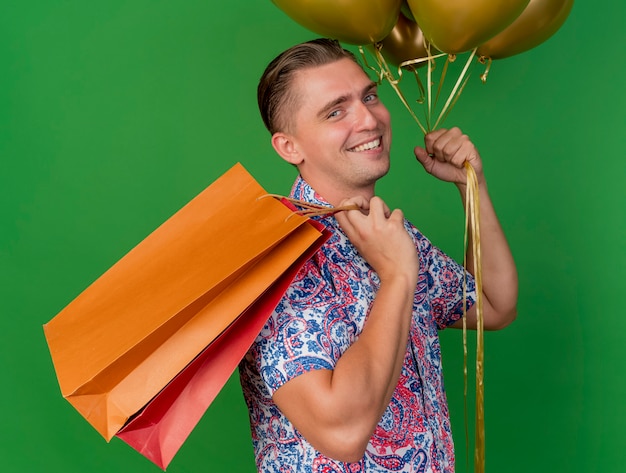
1;1;624;472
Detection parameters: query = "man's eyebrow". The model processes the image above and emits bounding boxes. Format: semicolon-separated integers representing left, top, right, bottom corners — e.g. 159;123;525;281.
317;81;378;119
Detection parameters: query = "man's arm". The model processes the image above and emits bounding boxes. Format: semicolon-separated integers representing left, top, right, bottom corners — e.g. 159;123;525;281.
414;127;518;330
272;196;418;463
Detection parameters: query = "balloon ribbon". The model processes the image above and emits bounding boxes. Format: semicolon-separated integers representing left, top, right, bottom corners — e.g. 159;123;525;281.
463;162;484;473
359;44;476;133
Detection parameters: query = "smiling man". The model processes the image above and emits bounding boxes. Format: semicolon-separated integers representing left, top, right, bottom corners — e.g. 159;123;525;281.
239;38;518;473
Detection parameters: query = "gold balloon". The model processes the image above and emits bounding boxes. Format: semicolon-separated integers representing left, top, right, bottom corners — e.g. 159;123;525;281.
271;0;403;45
477;0;574;59
377;13;432;69
406;0;530;54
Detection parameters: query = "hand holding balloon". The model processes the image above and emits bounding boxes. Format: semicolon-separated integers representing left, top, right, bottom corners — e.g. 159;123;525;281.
414;127;484;186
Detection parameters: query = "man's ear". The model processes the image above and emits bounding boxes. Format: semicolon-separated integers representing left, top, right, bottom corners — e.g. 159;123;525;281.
271;132;303;166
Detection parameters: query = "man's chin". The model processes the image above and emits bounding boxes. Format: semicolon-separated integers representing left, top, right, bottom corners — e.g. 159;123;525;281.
358;164;390;186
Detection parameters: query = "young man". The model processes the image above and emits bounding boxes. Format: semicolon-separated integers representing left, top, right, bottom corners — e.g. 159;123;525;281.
239;38;518;473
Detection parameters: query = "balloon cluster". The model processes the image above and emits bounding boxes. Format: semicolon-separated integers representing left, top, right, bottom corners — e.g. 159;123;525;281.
272;0;574;132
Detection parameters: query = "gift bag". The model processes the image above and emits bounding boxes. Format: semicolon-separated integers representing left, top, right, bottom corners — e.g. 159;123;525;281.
116;217;329;469
43;163;327;441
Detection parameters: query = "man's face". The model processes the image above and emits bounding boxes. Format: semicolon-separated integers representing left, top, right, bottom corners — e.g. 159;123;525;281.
276;58;392;202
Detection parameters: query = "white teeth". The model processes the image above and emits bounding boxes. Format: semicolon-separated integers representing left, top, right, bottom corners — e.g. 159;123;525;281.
350;138;380;152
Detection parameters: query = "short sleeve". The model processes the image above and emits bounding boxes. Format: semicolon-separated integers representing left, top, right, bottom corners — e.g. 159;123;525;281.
405;220;475;330
250;247;367;396
426;242;476;329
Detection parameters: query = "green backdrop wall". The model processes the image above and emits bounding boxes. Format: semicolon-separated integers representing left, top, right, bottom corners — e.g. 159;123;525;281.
1;1;624;472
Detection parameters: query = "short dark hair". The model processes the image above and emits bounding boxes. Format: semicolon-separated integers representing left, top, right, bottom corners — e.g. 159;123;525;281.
257;38;360;134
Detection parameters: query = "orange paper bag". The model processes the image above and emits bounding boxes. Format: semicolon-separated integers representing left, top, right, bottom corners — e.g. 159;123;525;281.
43;163;327;441
116;217;329;469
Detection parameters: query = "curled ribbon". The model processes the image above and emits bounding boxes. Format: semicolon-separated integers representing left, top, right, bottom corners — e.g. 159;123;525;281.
463;162;484;473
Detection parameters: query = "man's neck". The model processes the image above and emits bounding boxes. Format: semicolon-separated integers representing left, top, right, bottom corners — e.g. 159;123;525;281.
298;177;375;208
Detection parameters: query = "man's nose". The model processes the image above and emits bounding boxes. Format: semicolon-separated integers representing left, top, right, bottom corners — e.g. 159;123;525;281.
354;103;378;130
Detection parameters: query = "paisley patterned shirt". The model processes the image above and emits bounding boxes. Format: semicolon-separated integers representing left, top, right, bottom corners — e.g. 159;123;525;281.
239;176;476;473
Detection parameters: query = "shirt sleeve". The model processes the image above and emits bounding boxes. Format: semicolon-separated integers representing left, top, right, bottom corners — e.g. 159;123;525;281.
251;249;364;397
413;227;476;330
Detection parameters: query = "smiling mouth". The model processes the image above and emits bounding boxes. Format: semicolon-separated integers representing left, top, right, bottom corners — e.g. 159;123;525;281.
348;137;381;152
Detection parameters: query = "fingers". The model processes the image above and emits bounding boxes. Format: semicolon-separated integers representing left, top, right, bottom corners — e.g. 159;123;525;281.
335;196;396;236
423;128;449;151
414;145;436;174
338;196;392;220
424;127;476;169
339;195;370;213
334;195;416;281
372;198;404;225
415;127;483;184
368;196;392;219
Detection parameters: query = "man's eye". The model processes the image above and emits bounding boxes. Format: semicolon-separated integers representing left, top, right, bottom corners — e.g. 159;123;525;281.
327;110;341;118
364;93;378;103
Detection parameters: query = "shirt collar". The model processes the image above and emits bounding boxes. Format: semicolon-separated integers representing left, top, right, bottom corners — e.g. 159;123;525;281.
288;175;339;228
289;175;329;206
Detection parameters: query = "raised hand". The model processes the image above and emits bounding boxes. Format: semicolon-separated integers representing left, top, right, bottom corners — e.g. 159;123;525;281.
413;127;484;186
